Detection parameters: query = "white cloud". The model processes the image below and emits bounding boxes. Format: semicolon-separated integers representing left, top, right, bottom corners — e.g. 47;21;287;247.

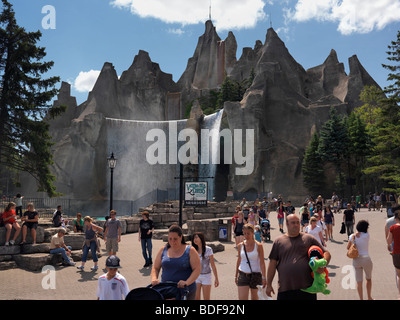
73;70;101;92
286;0;400;35
111;0;267;31
167;28;185;35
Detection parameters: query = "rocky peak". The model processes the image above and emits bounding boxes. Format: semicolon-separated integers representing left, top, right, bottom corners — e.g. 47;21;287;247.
178;20;225;90
258;28;307;95
225;31;237;73
91;62;119;95
48;81;78;130
119;50;176;91
345;54;382;108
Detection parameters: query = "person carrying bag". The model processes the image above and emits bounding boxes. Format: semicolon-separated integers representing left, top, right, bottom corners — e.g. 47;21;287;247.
235;224;267;300
347;233;359;259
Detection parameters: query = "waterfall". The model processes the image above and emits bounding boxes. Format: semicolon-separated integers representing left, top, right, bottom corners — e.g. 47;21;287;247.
198;109;224;202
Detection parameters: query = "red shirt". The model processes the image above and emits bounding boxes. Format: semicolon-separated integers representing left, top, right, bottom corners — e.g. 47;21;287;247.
277;207;285;219
231;215;238;225
2;209;16;224
389;224;400;254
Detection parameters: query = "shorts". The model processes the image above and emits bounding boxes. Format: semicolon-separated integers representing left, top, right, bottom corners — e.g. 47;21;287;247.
106;238;119;253
237;271;262;289
392;253;400;270
353;256;373;282
23;222;38;229
278;217;284;225
196;273;212;285
301;219;309;226
235;231;243;237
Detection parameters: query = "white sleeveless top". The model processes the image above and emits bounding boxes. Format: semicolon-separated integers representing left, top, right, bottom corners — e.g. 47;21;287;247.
239;241;261;273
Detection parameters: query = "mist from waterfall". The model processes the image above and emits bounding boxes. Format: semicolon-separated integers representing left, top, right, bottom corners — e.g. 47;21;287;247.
106;108;224;208
199;109;224;202
106;118;187;204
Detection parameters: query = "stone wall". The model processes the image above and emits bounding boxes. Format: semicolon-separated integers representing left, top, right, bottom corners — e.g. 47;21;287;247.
137;200;237;229
0;201;238;271
0;216;141;271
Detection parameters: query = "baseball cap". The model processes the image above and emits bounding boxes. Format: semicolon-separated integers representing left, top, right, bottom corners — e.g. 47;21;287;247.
106;255;122;268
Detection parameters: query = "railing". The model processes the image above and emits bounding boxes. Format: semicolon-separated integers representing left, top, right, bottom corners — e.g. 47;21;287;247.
0;188;180;218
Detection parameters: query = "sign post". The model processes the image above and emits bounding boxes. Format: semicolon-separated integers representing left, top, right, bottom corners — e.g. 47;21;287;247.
175;164;213;227
185;182;208;207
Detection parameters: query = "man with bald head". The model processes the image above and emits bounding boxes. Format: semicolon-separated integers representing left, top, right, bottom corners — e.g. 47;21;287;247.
266;214;331;300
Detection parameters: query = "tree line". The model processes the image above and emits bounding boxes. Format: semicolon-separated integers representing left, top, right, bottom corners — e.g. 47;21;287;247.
302;30;400;200
185;69;256;117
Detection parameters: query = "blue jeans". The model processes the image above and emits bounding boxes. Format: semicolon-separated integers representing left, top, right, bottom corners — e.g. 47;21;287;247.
141;238;152;263
50;246;72;263
82;241;98;262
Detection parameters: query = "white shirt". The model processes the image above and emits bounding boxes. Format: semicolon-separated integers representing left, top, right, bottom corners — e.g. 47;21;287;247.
97;273;130;300
239;242;261;273
199;246;213;274
349;232;369;256
15;197;23;207
305;225;323;245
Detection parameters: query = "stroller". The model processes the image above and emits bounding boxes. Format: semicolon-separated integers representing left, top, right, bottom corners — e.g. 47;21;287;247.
260;218;271;241
125;282;189;300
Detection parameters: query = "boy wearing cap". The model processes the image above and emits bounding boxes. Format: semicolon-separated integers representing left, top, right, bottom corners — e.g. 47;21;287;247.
97;255;130;300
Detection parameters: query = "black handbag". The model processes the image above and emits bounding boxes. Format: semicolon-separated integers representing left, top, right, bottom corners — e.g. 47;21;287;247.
340;222;346;234
243;242;262;288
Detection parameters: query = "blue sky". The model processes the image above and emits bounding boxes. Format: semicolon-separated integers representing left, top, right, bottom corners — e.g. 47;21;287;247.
10;0;400;105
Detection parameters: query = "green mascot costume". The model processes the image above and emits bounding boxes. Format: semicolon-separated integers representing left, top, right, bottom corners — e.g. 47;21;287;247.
301;245;331;295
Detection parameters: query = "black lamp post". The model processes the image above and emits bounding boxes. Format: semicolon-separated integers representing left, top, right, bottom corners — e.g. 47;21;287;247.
107;152;117;212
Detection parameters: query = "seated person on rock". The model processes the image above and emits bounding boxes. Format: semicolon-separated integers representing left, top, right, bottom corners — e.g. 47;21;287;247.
49;228;75;266
2;202;21;246
73;212;84;233
20;203;39;245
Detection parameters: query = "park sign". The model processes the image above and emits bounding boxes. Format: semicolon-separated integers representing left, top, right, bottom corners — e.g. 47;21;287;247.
185;182;208;207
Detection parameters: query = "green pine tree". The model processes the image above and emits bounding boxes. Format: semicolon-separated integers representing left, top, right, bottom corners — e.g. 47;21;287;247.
318;107;349;197
302;131;326;195
363;30;400;193
355;85;386;129
345;112;373;196
0;0;65;197
217;75;237;108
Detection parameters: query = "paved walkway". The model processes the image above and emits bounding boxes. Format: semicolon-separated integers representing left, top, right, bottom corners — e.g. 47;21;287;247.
0;207;398;300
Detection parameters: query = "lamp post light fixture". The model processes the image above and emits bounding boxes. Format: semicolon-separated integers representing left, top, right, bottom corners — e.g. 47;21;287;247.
107;152;117;212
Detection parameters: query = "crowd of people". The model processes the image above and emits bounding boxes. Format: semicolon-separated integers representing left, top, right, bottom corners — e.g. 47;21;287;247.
1;191;400;301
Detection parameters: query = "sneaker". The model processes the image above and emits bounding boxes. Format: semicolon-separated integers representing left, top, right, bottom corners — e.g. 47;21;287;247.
68;261;76;266
5;242;9;246
77;265;84;270
9;240;15;245
91;265;98;271
143;262;149;268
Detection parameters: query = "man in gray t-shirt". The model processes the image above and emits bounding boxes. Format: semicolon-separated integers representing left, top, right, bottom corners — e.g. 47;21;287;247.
104;210;122;255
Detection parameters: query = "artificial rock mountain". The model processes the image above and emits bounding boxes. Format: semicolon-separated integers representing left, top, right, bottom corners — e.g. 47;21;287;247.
15;20;381;208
